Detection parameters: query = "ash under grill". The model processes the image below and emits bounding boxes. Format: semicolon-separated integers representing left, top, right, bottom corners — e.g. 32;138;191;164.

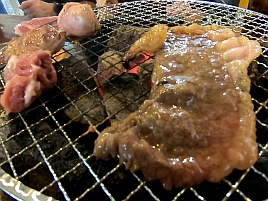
0;1;268;201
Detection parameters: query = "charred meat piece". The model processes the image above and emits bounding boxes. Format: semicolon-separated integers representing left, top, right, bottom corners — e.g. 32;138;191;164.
124;24;239;61
2;25;66;63
14;16;59;36
57;2;101;38
0;50;56;114
124;24;168;61
93;24;261;189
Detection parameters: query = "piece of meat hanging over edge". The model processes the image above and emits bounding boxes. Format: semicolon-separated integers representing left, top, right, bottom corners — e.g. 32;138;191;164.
93;23;261;189
0;50;57;114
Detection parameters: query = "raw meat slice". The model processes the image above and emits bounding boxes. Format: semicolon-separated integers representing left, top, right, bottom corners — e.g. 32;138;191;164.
1;50;57;114
57;2;101;37
93;24;261;189
2;25;66;63
14;16;59;36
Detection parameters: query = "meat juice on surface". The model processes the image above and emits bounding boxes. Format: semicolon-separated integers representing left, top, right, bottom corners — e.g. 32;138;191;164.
2;25;66;63
93;24;261;189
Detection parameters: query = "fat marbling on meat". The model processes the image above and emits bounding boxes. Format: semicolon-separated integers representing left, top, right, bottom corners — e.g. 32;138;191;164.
2;25;66;63
93;24;261;189
57;2;101;38
1;50;57;114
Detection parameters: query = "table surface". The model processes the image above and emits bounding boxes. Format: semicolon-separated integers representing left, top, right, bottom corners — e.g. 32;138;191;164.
0;14;30;43
0;190;15;201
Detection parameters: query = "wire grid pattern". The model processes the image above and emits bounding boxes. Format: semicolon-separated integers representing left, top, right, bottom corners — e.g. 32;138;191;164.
0;0;267;200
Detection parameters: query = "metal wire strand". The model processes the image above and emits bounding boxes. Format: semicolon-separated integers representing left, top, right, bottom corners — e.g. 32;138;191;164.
0;1;267;201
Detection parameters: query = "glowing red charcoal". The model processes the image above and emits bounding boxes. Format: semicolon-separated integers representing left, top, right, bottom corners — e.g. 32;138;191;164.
96;51;154;100
128;51;154;87
128;51;154;74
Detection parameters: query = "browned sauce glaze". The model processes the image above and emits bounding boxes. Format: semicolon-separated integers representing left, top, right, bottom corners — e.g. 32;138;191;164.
93;24;261;189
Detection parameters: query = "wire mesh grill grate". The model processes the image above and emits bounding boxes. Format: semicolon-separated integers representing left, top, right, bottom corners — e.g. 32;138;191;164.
0;0;268;200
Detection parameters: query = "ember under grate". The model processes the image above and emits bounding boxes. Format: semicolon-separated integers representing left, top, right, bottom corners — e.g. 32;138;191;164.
0;1;268;201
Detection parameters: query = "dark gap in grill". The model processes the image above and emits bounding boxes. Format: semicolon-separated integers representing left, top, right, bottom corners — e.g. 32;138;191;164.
250;84;268;103
1;147;65;200
43;90;105;139
42;183;65;200
145;182;185;200
86;157;118;179
35;129;69;158
176;188;201;201
227;191;248;201
46;146;94;193
77;185;112;201
52;161;102;200
74;129;109;157
18;104;50;126
256;121;268;145
2;118;33;154
42;91;70;113
127;187;158;201
192;181;231;201
224;169;247;184
0;143;8;166
256;107;268;124
4;146;36;178
45;58;107;127
1;162;14;177
100;164;143;200
238;168;268;200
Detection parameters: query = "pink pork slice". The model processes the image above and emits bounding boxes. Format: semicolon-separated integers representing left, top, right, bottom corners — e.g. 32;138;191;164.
14;16;59;36
0;50;57;114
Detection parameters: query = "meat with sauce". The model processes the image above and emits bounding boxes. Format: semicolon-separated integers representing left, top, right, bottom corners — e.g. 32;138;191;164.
1;25;65;63
0;50;57;114
93;24;261;189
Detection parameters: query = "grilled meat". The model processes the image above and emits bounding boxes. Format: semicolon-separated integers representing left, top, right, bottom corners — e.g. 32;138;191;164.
2;25;65;63
93;24;261;189
57;2;100;38
1;50;56;114
124;24;168;61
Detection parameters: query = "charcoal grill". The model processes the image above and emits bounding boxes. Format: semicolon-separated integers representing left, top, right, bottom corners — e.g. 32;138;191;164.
0;0;268;200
